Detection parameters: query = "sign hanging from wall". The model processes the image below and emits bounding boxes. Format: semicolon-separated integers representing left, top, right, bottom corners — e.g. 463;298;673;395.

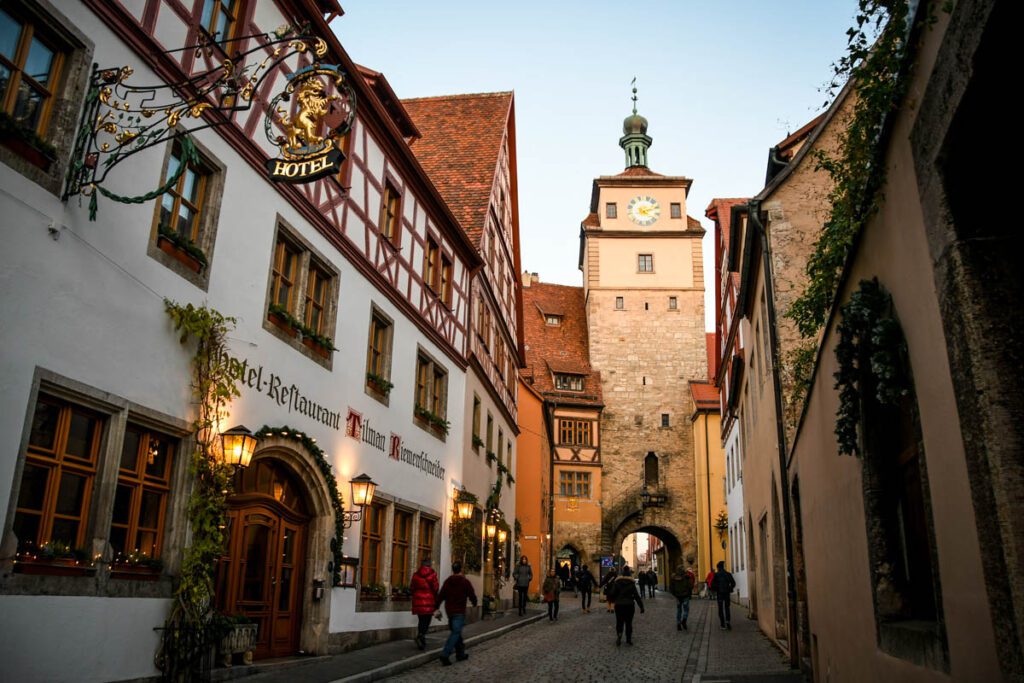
264;64;356;183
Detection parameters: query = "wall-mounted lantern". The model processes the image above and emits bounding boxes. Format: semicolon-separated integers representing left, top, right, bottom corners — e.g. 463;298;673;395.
219;425;257;468
341;473;378;528
455;490;475;521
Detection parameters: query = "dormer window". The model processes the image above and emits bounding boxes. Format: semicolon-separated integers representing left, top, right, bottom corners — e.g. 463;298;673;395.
545;314;562;326
554;373;584;391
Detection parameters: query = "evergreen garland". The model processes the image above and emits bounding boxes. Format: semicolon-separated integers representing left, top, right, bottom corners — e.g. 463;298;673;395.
254;425;346;586
833;279;909;455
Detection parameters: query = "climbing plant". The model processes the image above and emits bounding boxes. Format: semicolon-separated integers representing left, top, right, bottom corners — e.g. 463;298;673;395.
787;0;918;339
254;425;345;586
449;490;481;572
833;279;909;456
157;300;239;678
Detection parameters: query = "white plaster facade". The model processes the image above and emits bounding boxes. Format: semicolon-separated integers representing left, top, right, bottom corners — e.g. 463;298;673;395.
0;1;495;680
724;419;748;605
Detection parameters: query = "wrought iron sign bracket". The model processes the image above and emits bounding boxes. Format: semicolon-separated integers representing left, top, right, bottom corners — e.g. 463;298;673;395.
63;24;357;219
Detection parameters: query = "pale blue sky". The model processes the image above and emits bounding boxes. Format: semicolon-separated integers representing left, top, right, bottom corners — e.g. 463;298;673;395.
332;2;857;329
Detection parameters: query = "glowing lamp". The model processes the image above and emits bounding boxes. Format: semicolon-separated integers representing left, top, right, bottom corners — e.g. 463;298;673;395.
220;425;257;468
350;473;377;508
456;494;475;521
486;523;497;539
498;529;508;544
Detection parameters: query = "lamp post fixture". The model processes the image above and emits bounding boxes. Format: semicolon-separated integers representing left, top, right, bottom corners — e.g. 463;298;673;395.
341;473;378;528
219;425;257;469
498;529;508;544
455;490;475;521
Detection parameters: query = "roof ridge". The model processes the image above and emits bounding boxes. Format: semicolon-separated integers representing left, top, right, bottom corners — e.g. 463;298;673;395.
401;91;513;102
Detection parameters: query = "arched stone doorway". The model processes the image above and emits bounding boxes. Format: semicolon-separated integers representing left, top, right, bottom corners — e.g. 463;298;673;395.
612;519;685;591
215;438;336;658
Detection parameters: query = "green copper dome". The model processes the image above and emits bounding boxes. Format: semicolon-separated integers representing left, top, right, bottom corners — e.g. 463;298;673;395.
620;79;652;168
623;112;649;136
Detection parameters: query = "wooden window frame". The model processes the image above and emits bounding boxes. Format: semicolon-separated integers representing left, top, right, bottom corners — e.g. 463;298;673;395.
13;396;102;552
606;202;617;219
157;142;210;243
559;419;592;446
198;0;242;44
379;179;402;247
303;262;330;336
554;374;584;392
0;6;66;136
390;508;413;589
472;396;481;451
638;253;654;273
558;470;591;499
545;314;561;326
271;234;301;315
615;296;624;310
110;425;176;561
439;255;453;307
423;237;440;294
417;516;436;566
669;296;678;310
670;202;682;219
360;502;386;587
365;307;394;392
413;349;448;438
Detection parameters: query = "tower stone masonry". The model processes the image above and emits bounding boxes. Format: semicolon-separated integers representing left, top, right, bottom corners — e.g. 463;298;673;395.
580;103;706;569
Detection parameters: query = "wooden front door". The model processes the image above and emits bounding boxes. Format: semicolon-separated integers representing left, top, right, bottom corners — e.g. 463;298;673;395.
216;459;309;659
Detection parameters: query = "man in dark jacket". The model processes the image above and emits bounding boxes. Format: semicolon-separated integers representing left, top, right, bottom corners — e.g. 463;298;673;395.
577;564;597;612
647;569;658;598
710;560;736;630
512;555;533;616
435;561;478;665
609;566;645;646
669;564;696;630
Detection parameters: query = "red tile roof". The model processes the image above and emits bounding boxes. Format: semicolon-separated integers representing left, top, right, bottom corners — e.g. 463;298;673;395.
521;280;602;406
689;380;720;410
402;92;513;246
581;212;600;227
687;216;704;232
616;166;665;177
705;332;717;380
705;198;747;250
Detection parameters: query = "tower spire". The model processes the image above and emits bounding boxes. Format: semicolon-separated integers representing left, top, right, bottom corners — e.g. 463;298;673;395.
620;78;652;169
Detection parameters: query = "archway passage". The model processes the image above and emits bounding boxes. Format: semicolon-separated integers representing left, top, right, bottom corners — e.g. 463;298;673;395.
613;525;683;591
216;458;310;660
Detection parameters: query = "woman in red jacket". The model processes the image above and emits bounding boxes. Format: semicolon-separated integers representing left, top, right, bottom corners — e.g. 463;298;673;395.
410;558;439;650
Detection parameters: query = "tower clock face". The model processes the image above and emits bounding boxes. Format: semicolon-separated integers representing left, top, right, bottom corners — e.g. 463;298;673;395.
627;195;660;226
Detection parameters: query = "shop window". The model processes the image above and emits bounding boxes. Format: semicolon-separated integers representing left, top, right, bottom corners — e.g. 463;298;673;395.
638;254;654;273
379;180;401;246
110;425;176;561
360;502;386;586
390;508;412;589
13;396;102;553
365;308;393;399
264;222;340;365
0;7;64;136
554;373;584;392
558;471;591;498
417;516;436;565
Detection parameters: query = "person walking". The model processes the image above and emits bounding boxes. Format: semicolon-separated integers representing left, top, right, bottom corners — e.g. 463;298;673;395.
669;564;696;630
601;567;618;613
542;568;561;621
647;569;658;598
410;558;439;650
572;565;580;597
577;564;596;613
435;561;478;666
512;555;533;617
705;568;717;600
710;560;737;630
609;566;645;646
637;569;648;598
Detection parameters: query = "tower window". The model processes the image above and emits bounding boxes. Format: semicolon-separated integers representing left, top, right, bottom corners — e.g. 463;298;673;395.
669;296;677;310
670;203;682;219
615;296;624;310
661;413;670;427
606;203;617;218
638;254;654;272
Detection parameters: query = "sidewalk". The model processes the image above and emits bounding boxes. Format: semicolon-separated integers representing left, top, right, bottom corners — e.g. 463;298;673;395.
217;603;557;683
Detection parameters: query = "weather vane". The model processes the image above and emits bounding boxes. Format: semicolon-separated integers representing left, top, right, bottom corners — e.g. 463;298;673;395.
631;76;638;114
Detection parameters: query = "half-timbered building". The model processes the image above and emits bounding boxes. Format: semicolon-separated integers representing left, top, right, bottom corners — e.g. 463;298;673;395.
0;1;492;679
402;92;523;607
520;273;603;573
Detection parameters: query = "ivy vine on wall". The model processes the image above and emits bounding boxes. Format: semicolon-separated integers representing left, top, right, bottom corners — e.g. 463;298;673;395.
254;425;346;586
833;279;909;455
449;489;481;572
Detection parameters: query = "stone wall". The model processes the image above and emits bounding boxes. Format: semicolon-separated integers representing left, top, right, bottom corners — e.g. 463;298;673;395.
586;287;706;560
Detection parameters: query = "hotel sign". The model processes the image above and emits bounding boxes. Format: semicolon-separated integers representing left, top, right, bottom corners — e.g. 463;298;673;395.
264;64;356;184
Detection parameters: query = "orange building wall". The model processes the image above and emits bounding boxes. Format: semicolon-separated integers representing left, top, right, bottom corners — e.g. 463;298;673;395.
515;378;550;594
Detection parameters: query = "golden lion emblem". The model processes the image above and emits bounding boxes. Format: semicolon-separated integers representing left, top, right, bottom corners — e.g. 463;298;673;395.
280;77;337;151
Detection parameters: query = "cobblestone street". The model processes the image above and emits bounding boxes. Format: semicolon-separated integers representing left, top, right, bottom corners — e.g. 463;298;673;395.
384;592;802;682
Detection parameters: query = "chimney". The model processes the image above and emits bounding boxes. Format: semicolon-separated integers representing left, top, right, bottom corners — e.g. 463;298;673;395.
522;270;539;287
531;272;539;285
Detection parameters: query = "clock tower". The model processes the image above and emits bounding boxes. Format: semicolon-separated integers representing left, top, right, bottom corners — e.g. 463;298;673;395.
579;94;706;570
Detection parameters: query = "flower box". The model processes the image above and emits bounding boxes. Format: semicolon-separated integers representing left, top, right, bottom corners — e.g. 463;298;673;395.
302;336;332;358
0;132;55;171
157;235;204;273
218;623;257;667
14;557;95;577
110;564;162;581
267;311;299;337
